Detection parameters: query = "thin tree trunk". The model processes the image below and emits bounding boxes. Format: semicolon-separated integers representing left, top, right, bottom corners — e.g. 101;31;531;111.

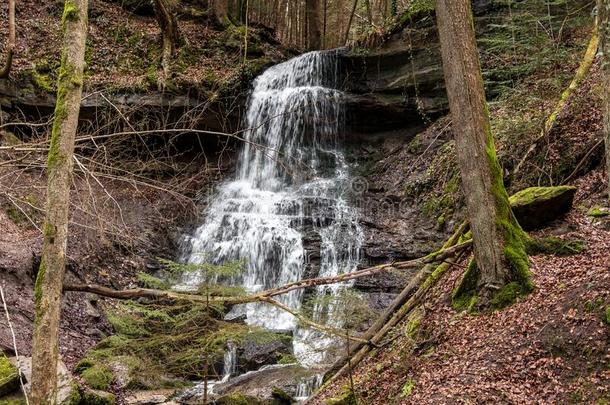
599;0;610;200
436;0;531;308
30;0;88;403
344;0;358;45
306;0;322;49
0;0;15;78
153;0;180;83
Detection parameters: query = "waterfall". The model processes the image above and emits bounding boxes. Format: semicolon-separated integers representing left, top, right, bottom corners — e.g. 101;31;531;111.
221;342;237;382
181;50;362;365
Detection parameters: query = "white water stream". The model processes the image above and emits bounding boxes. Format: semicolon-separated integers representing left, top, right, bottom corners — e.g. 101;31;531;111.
181;50;362;373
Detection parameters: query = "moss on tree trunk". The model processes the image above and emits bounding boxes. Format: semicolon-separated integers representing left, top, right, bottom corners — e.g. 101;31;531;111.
436;0;532;311
30;0;88;403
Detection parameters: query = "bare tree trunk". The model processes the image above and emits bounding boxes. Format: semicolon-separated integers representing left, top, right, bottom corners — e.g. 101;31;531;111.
600;0;610;200
436;0;531;309
154;0;180;83
30;0;88;403
0;0;15;78
343;0;358;45
306;0;322;49
212;0;231;27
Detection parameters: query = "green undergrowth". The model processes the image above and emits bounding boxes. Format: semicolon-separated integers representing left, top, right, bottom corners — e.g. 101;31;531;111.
527;236;586;256
78;298;289;390
324;385;358;405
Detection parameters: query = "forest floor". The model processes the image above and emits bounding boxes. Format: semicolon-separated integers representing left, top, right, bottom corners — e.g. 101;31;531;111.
314;169;610;404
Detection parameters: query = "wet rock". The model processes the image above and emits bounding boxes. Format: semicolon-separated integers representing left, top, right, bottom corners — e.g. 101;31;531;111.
215;364;314;401
125;389;176;404
237;333;293;374
509;186;577;230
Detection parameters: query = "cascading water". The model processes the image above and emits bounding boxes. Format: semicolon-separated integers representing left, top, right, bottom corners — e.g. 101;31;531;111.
181;50;362;367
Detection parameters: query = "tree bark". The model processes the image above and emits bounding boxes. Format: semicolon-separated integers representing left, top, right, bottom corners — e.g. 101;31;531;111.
212;0;231;27
599;0;610;200
30;0;88;403
306;0;322;49
153;0;180;82
0;0;15;78
436;0;531;308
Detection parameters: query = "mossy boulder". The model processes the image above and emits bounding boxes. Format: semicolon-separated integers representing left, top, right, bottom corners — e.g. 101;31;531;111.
76;387;115;405
215;393;265;405
0;353;20;397
509;186;577;230
79;364;113;391
323;386;357;405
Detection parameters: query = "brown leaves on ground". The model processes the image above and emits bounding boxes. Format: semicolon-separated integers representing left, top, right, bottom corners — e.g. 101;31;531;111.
314;172;610;404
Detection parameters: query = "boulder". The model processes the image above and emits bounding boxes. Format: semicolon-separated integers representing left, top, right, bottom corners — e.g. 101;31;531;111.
509;186;577;230
0;352;19;397
237;333;293;374
8;356;75;403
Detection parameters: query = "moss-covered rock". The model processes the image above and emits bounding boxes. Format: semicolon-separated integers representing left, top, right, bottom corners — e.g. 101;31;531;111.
0;353;19;397
215;392;264;405
527;237;586;256
76;387;115;405
323;386;357;405
509;186;577;230
79;364;113;391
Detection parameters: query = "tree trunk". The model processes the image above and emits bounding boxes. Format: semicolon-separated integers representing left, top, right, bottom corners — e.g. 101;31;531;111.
0;0;15;78
600;0;610;200
344;0;358;45
306;0;322;49
435;0;532;309
30;0;88;403
212;0;231;27
154;0;180;82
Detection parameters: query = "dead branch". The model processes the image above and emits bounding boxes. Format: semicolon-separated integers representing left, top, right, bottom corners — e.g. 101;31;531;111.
63;239;473;305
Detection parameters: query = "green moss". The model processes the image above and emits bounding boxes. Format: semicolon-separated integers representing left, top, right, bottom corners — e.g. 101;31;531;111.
215;393;262;405
400;379;415;398
277;353;297;365
324;385;357;405
136;272;169;290
80;364;113;390
605;306;610;325
0;353;19;397
527;237;586;256
271;387;294;403
490;282;529;309
509;186;577;208
77;389;115;405
588;207;610;218
61;1;80;27
31;70;53;92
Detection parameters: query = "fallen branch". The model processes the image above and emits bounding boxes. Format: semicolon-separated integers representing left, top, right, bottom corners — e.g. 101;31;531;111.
513;23;599;176
320;224;467;391
323;221;469;379
64;239;473;305
262;298;370;344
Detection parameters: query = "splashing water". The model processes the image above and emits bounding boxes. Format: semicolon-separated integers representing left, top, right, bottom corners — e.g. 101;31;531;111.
181;50;363;366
